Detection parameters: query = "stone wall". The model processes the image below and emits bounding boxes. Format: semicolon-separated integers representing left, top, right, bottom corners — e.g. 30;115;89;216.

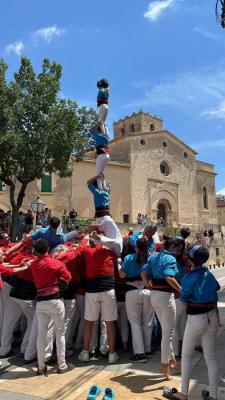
109;136;131;163
0;175;72;217
129;131;200;225
195;163;218;226
113;111;163;139
71;159;131;222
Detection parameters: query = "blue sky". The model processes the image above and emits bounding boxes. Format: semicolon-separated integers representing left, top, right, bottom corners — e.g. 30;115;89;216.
1;0;225;192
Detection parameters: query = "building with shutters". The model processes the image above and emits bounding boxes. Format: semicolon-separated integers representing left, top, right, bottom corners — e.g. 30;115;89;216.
0;111;218;228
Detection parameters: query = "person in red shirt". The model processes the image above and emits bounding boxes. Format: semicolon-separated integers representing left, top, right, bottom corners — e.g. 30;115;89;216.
55;243;86;355
0;252;33;359
74;238;119;365
30;238;71;375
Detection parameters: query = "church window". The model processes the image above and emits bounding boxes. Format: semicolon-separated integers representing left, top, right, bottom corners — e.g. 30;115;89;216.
41;175;52;193
123;214;129;223
162;141;168;148
184;152;188;158
160;161;170;176
140;139;146;145
203;186;208;210
130;124;135;132
150;123;155;131
121;128;125;135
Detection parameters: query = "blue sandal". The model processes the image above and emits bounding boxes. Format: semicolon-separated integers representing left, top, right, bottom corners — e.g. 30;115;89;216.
103;388;116;400
87;386;102;399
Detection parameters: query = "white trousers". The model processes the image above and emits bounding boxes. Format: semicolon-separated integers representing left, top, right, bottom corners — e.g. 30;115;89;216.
0;297;35;355
89;320;108;352
98;104;108;123
181;310;219;398
151;291;176;364
126;289;153;355
36;299;66;369
98;104;109;136
0;290;4;340
74;294;85;349
173;298;187;356
24;310;54;361
0;283;12;341
117;301;129;344
64;299;76;345
96;154;110;190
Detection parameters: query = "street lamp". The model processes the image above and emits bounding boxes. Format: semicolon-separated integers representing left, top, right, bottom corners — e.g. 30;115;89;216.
31;196;46;226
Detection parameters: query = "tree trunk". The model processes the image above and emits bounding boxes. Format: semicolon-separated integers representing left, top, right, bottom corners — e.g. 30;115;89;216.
9;182;28;242
11;206;19;242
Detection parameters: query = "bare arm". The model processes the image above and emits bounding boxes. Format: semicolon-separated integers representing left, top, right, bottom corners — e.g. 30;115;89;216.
87;175;101;185
141;271;151;287
117;263;126;279
5;241;24;256
165;276;182;292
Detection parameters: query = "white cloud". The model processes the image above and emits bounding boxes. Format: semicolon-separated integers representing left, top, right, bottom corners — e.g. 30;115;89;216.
144;0;177;22
5;40;24;56
191;139;225;152
33;25;66;43
193;27;219;41
217;187;225;195
201;101;225;120
126;64;225;119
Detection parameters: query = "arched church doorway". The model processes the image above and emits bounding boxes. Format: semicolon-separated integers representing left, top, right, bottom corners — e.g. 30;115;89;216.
157;200;172;225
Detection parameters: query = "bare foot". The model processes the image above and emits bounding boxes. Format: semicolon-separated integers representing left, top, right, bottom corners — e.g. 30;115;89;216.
169;359;181;370
160;364;173;380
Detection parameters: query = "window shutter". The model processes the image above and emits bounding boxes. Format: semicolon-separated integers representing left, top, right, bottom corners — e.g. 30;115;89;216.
41;175;52;192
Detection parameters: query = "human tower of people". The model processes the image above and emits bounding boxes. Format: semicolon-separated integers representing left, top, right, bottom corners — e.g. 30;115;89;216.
0;80;222;400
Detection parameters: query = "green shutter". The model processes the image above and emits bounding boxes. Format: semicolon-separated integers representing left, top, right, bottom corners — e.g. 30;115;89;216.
0;180;2;191
41;175;52;192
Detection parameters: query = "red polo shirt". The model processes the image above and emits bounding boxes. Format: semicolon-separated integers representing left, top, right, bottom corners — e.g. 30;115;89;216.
31;254;71;298
0;264;14;289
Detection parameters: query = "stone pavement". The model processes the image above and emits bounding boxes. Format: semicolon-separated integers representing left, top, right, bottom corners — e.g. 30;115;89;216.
0;290;224;400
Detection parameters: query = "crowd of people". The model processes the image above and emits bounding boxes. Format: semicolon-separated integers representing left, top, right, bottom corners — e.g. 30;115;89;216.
0;79;222;400
0;216;222;399
0;208;54;240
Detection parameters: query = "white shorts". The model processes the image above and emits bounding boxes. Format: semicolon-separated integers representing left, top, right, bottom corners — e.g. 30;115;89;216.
84;289;118;322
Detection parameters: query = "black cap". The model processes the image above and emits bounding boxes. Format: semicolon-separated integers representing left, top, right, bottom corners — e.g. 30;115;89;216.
97;78;109;89
188;244;209;265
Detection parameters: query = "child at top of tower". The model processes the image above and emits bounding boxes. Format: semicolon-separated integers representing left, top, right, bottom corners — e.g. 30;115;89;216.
97;78;109;137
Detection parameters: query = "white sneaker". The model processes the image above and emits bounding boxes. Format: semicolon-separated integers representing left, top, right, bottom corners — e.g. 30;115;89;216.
108;352;119;364
78;350;90;362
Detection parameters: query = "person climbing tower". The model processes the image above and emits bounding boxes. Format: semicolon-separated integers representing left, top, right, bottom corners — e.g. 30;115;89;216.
90;124;110;190
97;78;109;136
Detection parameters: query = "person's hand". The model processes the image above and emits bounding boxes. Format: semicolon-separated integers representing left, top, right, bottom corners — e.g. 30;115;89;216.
77;230;85;240
0;252;5;263
91;231;101;242
20;259;32;268
22;235;32;246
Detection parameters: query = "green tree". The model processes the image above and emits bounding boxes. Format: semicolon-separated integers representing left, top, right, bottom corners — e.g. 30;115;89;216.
0;57;96;240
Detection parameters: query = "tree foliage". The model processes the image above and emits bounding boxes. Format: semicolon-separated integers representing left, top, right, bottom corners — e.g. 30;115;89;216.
0;57;96;239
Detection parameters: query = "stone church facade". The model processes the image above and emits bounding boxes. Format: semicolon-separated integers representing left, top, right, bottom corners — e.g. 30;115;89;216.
0;112;218;228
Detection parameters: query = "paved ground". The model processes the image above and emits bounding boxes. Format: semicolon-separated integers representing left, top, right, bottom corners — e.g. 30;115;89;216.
0;270;224;400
